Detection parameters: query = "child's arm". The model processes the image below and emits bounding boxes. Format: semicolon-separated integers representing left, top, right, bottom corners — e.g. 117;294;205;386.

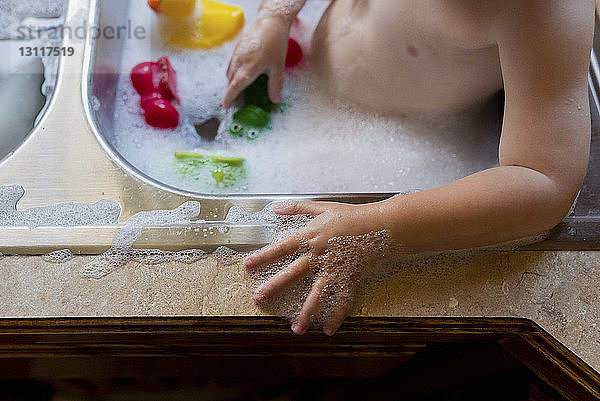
223;0;308;108
376;1;594;253
246;0;595;335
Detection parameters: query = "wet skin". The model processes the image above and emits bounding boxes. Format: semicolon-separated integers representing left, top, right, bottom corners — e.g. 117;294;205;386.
226;0;594;335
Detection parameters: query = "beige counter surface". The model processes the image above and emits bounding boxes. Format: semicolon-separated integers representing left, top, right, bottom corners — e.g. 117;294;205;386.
1;250;598;374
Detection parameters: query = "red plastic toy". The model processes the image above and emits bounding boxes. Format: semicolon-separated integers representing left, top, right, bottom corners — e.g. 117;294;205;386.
130;57;180;129
285;38;303;68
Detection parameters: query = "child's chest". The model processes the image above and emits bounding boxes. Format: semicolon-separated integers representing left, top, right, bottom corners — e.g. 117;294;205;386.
313;0;504;114
339;0;498;51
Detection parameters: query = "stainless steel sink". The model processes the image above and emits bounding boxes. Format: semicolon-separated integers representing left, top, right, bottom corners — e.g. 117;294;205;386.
84;0;397;203
0;42;45;161
0;3;66;162
0;0;599;255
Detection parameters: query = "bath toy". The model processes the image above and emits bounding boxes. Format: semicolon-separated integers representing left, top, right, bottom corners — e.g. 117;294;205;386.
148;0;196;20
174;151;245;186
175;152;245;166
131;57;178;102
149;0;245;50
244;74;276;112
285;38;303;68
131;57;180;129
229;105;271;140
229;74;284;140
142;96;180;129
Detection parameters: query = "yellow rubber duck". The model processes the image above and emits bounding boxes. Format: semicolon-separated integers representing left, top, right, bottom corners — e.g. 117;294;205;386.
148;0;245;49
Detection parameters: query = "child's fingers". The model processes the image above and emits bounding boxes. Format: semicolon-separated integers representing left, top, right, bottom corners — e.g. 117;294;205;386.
226;56;237;81
253;254;311;304
244;235;301;269
291;275;328;335
223;69;257;108
267;68;283;104
322;289;353;336
271;200;330;216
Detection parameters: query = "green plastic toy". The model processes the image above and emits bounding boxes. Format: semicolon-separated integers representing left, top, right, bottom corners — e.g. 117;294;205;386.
174;151;245;187
244;74;276;112
229;105;271;140
229;74;281;141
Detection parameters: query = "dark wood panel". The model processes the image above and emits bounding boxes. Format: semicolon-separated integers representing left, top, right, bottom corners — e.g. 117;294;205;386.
0;317;598;400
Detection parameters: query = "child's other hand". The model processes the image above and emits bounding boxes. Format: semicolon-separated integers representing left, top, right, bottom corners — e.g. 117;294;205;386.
245;201;391;336
223;15;290;108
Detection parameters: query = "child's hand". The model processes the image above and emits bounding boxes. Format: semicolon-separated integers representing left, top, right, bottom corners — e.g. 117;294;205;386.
223;15;291;108
245;201;391;336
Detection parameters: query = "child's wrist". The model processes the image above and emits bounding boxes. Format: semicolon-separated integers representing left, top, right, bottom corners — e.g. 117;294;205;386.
360;202;391;233
370;197;415;254
257;8;297;28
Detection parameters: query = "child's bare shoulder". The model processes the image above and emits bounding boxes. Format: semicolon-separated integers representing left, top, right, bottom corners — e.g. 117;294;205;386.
436;0;593;49
490;0;593;42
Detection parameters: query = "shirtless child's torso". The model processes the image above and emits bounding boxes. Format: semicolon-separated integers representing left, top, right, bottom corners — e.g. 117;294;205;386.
312;0;504;115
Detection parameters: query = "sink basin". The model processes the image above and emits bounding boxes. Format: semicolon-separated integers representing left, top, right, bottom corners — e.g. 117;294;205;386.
0;2;66;161
0;40;45;160
85;0;502;198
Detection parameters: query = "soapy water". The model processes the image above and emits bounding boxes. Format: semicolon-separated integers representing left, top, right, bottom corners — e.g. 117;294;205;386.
107;0;500;194
0;0;67;159
1;0;66;98
0;0;65;40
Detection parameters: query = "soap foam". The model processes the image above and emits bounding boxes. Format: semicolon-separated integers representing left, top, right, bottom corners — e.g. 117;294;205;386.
43;249;74;264
221;202;549;331
80;201;207;279
0;191;542;333
79;200;313;278
225;203;314;243
106;0;500;195
0;185;121;228
0;0;65;39
0;185;123;261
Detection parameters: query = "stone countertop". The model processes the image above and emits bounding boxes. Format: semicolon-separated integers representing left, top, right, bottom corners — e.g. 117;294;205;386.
1;250;598;373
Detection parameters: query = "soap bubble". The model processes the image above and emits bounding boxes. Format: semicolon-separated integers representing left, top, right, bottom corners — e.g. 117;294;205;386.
80;201;202;278
43;249;74;264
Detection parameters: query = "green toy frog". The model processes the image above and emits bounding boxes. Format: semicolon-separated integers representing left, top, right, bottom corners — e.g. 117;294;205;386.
228;105;271;140
244;74;277;112
229;74;279;141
